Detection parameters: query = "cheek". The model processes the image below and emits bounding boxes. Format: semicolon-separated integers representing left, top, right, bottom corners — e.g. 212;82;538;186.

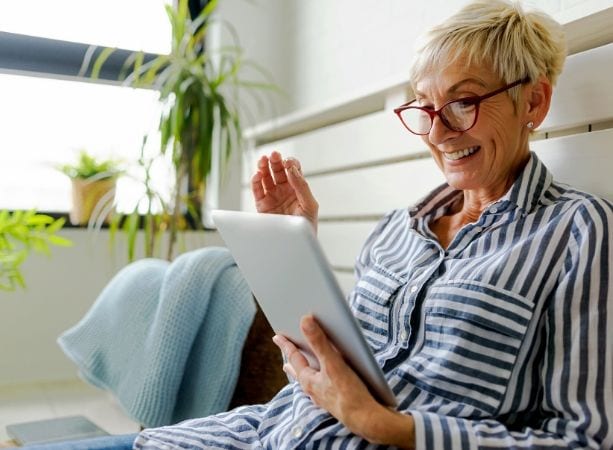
478;110;521;152
486;111;512;136
422;136;441;160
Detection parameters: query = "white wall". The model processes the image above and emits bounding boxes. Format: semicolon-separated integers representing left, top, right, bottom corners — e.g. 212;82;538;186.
0;229;225;386
221;0;613;118
213;0;294;124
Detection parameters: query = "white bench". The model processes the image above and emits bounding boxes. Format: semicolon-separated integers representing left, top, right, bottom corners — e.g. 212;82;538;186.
242;42;613;294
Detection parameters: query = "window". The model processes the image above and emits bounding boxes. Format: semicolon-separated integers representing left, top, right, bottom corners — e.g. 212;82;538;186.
0;1;172;213
0;1;171;54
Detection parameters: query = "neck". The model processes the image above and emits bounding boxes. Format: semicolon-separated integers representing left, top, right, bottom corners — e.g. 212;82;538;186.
460;186;508;221
457;152;530;223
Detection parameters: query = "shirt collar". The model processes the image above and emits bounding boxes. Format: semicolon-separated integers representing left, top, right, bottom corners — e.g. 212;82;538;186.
498;152;552;215
409;152;553;221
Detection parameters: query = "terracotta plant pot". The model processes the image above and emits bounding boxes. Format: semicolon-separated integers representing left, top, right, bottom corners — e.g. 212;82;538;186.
70;178;116;225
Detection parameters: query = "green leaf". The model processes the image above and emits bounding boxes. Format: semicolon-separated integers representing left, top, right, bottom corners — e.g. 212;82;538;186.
92;47;116;80
46;235;73;247
31;238;50;256
0;209;71;292
46;217;66;234
26;214;54;226
125;211;140;262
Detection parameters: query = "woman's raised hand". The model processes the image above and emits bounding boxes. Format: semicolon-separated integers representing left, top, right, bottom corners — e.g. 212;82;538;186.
251;151;319;232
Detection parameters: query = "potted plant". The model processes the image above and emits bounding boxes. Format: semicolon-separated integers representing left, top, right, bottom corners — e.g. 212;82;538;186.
57;150;123;226
0;210;72;291
88;0;276;260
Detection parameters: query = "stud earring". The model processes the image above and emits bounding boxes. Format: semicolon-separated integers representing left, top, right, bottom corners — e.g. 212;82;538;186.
527;121;534;129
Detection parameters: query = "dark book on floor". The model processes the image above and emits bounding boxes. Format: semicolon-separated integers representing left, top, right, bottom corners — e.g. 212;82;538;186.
6;415;109;446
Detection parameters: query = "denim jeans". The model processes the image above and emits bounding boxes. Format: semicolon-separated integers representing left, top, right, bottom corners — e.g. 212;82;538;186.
12;433;138;450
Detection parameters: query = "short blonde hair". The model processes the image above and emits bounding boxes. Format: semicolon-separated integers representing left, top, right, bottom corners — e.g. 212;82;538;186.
410;0;567;103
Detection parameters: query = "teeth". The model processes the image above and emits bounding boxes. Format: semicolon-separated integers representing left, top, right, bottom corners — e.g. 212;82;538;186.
444;146;479;161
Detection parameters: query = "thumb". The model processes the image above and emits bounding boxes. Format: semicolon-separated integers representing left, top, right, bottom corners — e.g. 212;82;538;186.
301;315;335;366
288;166;318;215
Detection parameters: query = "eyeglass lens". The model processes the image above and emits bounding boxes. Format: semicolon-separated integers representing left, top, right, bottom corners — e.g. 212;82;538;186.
401;99;477;134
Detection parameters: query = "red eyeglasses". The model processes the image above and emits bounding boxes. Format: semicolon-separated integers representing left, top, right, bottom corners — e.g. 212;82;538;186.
394;77;529;135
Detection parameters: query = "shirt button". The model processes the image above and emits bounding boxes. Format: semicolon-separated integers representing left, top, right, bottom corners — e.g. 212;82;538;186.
474;226;482;233
410;285;418;293
489;206;498;214
400;330;409;341
291;426;303;439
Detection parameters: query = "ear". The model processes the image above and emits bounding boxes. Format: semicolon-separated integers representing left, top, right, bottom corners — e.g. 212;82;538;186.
524;75;552;129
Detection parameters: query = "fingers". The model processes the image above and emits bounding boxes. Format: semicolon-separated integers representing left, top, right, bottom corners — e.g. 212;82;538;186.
283;156;302;174
288;167;316;201
300;315;336;367
257;155;276;192
251;171;265;201
286;165;318;215
272;334;311;375
259;151;292;190
252;152;294;197
269;151;288;185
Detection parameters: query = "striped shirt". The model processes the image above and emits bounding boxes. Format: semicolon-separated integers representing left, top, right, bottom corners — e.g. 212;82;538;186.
135;153;613;449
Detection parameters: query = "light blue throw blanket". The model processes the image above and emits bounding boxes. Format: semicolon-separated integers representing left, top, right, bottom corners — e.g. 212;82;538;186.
58;247;255;428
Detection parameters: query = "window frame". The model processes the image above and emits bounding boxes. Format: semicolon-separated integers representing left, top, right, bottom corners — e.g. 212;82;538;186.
0;31;158;84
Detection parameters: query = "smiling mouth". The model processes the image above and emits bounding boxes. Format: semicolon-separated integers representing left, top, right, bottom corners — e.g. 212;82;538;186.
443;146;480;161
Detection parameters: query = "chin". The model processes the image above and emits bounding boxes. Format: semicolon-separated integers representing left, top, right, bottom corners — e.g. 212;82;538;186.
443;173;481;191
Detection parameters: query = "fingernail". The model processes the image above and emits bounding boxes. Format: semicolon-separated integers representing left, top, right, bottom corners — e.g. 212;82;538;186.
303;317;316;333
291;166;301;177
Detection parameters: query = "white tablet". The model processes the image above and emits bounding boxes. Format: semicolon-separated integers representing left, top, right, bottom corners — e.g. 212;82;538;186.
212;209;397;407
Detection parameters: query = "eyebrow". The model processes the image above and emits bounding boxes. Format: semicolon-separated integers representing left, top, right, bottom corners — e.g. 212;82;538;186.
414;77;488;98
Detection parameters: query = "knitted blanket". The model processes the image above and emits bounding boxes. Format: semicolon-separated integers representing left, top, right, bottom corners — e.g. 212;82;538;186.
57;247;255;428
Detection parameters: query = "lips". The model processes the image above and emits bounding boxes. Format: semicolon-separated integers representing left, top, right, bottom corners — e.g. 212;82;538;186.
442;146;480;161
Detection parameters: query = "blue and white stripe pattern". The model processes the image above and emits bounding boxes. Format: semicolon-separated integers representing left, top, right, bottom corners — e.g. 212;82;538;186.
135;153;612;449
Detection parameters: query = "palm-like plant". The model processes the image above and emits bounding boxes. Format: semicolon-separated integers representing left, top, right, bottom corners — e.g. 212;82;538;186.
89;0;275;260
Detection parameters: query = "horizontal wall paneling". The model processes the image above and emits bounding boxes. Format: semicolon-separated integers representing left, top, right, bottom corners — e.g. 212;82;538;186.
242;109;427;182
532;128;613;200
540;42;613;132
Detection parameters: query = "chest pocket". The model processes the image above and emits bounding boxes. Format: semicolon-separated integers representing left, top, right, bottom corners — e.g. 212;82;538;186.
350;265;404;351
406;279;534;415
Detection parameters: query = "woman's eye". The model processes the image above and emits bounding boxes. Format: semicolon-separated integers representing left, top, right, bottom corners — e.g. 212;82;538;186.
418;102;434;110
454;99;477;110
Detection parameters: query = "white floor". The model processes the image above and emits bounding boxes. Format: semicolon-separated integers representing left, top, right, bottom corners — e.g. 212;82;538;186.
0;379;140;443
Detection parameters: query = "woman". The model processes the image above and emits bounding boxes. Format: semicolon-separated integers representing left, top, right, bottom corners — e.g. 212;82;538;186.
15;1;610;449
141;0;612;448
134;1;612;448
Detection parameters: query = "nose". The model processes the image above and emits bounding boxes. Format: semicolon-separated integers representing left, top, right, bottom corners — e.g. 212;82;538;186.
428;115;462;145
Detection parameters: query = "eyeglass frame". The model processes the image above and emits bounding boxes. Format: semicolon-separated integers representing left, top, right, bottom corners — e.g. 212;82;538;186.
393;76;530;135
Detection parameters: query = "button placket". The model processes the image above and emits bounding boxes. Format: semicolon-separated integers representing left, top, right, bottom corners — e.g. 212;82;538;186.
291;425;303;439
